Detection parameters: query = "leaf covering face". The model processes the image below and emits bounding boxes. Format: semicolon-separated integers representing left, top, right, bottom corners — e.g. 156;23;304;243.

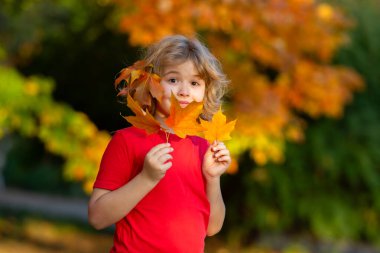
165;93;204;138
121;61;236;140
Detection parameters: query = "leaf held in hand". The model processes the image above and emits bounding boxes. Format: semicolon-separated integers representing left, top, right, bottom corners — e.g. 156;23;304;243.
200;107;236;142
165;93;204;138
132;68;163;106
114;60;145;91
123;94;161;134
114;61;164;108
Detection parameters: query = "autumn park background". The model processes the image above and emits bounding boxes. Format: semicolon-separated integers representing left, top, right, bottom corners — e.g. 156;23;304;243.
1;0;380;252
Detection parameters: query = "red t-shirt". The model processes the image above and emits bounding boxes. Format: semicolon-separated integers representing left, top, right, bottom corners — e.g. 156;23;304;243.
94;127;210;253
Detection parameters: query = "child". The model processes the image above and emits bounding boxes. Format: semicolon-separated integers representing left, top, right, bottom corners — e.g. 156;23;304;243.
88;35;231;253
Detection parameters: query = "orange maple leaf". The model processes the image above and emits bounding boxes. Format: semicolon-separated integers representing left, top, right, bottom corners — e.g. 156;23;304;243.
123;94;161;134
114;61;164;108
200;107;236;143
132;67;163;106
165;94;204;138
114;60;145;91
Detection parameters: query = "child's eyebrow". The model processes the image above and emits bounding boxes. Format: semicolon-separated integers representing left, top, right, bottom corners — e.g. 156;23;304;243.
162;71;202;79
192;75;204;81
163;70;180;76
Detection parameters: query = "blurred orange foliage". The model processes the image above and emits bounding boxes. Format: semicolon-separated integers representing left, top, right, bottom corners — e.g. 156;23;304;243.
112;0;364;171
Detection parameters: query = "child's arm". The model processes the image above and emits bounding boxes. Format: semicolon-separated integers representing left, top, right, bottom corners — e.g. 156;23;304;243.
202;141;231;236
88;143;173;230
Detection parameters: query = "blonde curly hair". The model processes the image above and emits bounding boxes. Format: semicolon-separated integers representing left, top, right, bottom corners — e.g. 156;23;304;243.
115;35;229;120
142;35;230;120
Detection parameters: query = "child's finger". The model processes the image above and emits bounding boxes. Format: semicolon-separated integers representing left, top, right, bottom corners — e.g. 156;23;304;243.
211;142;226;152
150;143;171;155
214;149;229;158
153;146;174;158
216;154;231;162
158;154;173;163
161;161;172;171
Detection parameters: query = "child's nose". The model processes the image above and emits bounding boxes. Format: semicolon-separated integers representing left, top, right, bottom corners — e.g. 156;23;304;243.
178;83;190;96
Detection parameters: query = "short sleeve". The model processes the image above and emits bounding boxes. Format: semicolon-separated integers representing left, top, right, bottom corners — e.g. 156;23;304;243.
93;130;134;191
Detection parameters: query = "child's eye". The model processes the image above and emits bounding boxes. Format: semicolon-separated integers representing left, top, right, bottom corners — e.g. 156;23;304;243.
191;81;199;86
168;78;177;83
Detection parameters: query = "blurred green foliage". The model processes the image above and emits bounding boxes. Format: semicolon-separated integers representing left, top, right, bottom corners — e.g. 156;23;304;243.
0;0;137;193
222;0;380;245
0;0;137;130
0;66;111;193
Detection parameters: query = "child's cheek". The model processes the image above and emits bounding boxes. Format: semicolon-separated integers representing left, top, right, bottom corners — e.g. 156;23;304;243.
161;82;173;94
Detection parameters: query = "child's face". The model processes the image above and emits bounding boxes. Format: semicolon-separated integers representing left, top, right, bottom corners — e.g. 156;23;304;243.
156;60;206;117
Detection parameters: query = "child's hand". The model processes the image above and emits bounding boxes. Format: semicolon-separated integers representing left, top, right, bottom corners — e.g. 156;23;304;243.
141;143;173;183
202;141;231;181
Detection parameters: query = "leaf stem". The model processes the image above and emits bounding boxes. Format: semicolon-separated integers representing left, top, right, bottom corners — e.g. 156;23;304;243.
161;128;170;143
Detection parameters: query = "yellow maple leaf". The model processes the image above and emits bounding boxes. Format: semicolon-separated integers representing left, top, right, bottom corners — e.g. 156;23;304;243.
123;94;161;134
200;107;236;143
165;94;204;138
